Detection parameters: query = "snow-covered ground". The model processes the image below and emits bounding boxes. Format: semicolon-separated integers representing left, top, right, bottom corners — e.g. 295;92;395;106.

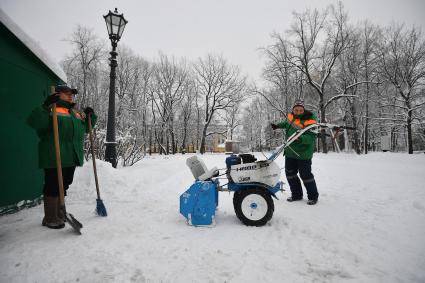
1;153;425;283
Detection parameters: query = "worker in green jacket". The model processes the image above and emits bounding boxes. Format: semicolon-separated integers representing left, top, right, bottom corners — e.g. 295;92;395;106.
271;100;319;205
27;85;97;229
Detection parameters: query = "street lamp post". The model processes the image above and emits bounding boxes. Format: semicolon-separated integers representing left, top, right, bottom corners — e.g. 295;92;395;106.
103;8;128;168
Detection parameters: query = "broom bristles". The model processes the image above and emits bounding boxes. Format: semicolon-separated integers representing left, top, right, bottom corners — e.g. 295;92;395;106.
96;199;108;217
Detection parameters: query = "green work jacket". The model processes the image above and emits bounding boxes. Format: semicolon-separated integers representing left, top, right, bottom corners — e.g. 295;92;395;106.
27;100;97;168
276;110;317;160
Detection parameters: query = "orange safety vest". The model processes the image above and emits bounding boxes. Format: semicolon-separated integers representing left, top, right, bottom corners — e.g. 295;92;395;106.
52;107;84;120
55;107;70;115
287;113;316;129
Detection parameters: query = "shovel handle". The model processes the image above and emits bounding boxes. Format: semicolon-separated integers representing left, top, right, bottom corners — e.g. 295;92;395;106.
52;102;66;207
87;114;101;199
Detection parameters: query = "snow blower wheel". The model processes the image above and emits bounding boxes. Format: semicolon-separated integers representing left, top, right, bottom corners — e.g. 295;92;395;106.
233;188;274;226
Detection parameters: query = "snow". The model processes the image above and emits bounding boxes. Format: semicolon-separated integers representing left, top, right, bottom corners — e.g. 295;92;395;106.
1;153;425;282
0;8;67;83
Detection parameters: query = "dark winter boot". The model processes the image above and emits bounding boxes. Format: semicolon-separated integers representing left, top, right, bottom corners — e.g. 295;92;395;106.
42;196;65;229
56;198;66;222
287;196;303;202
307;199;318;205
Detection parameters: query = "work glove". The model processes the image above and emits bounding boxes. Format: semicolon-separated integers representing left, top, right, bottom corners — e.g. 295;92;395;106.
43;94;60;106
83;107;94;116
271;123;278;130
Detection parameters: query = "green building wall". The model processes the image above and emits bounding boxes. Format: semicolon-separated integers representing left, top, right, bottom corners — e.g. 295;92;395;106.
0;22;64;213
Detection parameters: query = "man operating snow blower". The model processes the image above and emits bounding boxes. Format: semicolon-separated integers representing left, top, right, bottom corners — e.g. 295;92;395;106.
27;85;97;229
271;99;319;205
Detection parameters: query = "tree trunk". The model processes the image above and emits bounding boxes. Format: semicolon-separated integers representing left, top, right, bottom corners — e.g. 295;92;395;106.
364;80;370;154
407;113;413;154
166;132;170;155
149;125;152;156
181;124;188;150
350;101;361;154
170;127;176;154
196;109;200;151
200;126;208;154
319;98;328;153
159;132;164;155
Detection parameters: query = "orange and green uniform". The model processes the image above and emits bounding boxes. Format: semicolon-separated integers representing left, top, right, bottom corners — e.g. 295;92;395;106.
27;100;97;168
276;110;319;201
276;110;317;160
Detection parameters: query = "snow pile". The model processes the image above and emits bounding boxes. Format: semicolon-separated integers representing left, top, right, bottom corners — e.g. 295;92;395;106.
0;153;424;282
0;8;67;82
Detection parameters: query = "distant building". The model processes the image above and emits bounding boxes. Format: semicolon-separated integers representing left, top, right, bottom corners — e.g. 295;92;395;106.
224;140;240;154
0;9;66;213
204;124;227;153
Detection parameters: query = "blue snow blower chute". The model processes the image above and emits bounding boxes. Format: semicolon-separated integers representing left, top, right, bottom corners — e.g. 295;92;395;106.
179;180;219;226
179;157;220;226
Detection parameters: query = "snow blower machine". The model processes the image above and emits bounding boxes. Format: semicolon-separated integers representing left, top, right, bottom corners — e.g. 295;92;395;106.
179;123;354;227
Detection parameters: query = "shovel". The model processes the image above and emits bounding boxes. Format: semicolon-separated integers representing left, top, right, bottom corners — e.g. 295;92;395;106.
52;100;83;235
87;113;107;216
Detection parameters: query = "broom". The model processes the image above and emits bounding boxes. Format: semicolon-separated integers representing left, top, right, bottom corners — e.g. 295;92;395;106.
87;113;107;216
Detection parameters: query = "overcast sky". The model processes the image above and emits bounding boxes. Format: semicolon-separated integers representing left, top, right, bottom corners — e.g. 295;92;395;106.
1;0;425;83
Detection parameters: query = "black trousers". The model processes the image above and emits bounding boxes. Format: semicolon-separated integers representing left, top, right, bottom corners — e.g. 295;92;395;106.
285;157;319;200
43;167;76;197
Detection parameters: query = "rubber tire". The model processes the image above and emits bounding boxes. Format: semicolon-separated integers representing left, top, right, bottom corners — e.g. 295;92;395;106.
233;188;274;227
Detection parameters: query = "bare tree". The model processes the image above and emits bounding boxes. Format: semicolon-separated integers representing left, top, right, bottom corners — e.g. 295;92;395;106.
378;24;425;154
177;80;197;152
359;21;382;153
261;39;305;116
194;54;246;154
223;103;242;140
334;21;381;154
111;46;153;165
241;98;273;151
148;53;190;154
62;25;105;108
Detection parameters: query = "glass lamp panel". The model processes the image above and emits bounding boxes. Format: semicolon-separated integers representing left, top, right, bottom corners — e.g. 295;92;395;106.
104;15;113;35
118;24;125;38
112;24;119;35
118;18;128;38
111;14;121;26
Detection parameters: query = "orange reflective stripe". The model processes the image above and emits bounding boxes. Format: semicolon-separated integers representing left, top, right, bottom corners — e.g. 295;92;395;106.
304;119;317;126
288;113;293;121
288;113;316;128
55;107;69;114
293;119;304;128
287;114;302;129
51;107;71;116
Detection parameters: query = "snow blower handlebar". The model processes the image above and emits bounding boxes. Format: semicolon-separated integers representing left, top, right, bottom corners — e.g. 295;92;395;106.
324;124;356;131
268;123;356;161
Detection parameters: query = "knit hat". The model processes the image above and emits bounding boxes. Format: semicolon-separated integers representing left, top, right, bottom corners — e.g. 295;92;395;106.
292;99;304;109
55;85;78;94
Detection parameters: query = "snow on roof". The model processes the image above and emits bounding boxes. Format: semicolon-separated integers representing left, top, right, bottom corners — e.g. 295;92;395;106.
0;8;67;82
